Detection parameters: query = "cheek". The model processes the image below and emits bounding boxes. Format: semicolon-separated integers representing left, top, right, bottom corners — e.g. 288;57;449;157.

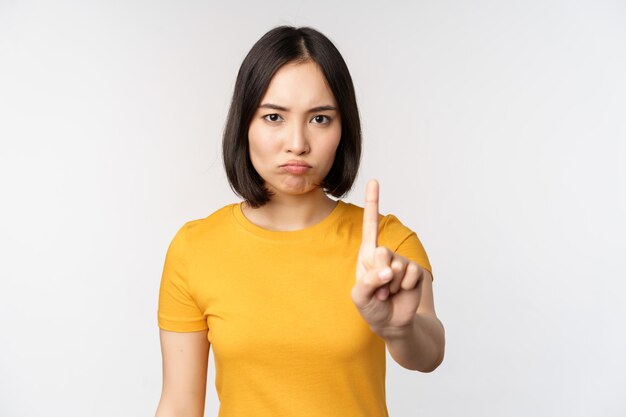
250;140;276;161
320;127;341;162
248;123;276;160
321;140;339;159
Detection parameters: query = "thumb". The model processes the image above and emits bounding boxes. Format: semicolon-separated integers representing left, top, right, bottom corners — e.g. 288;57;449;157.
351;265;393;309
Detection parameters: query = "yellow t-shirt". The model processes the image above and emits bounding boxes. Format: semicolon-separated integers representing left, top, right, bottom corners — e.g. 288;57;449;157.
158;200;433;417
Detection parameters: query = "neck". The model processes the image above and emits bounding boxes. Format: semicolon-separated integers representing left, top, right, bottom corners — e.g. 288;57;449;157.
242;188;338;231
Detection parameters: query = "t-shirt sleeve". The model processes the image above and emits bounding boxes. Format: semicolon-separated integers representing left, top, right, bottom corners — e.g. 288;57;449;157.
157;223;208;332
379;214;434;281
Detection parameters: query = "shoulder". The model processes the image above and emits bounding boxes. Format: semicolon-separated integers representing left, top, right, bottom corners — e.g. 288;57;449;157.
172;202;239;244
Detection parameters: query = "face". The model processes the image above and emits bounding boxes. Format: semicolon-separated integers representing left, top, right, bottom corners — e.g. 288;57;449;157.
247;60;342;199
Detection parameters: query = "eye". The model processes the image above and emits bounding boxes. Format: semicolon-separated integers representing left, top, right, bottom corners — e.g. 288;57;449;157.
263;113;283;123
312;115;331;125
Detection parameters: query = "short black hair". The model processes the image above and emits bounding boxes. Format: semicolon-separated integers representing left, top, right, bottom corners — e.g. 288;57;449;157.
222;25;362;208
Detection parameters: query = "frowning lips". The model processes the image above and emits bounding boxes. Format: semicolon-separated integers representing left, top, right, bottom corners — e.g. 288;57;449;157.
279;160;312;167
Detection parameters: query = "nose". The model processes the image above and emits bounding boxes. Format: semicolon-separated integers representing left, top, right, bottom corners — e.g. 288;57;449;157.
285;121;310;155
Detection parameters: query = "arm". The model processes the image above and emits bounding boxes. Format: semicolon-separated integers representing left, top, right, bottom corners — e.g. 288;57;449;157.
155;329;210;417
379;269;446;372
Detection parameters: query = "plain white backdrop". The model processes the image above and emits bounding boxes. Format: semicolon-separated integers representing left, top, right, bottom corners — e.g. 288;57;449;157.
1;1;625;416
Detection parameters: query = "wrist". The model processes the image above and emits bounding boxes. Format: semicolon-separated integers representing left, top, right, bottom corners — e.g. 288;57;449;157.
371;318;416;342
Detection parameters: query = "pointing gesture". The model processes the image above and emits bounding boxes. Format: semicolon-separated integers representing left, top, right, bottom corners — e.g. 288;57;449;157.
351;179;427;337
361;177;380;251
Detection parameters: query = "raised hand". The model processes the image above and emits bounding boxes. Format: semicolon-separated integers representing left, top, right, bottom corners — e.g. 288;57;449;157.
350;179;427;337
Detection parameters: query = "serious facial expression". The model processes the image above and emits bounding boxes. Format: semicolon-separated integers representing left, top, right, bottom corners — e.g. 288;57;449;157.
247;60;342;197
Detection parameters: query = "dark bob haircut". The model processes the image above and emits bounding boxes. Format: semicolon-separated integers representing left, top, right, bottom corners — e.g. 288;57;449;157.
222;25;362;208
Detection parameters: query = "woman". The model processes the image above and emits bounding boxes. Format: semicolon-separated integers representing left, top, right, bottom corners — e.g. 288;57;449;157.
155;25;445;417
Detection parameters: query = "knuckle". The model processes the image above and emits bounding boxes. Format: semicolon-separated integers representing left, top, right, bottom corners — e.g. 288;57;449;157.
375;246;392;261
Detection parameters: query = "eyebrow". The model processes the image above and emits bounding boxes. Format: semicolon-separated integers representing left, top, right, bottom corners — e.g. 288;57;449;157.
258;103;337;112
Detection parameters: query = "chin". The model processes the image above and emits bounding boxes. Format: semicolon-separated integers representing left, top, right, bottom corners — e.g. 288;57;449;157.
269;181;320;196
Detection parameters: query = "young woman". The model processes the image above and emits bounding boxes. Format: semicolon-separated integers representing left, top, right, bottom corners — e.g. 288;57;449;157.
155;25;444;417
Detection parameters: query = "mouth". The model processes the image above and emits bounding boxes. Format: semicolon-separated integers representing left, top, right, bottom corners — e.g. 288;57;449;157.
280;165;312;174
280;161;312;168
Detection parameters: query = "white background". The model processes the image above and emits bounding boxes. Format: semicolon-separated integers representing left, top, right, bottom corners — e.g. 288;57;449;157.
1;1;625;416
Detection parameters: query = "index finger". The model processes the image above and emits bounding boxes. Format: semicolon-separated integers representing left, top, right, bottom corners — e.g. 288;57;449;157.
361;179;380;249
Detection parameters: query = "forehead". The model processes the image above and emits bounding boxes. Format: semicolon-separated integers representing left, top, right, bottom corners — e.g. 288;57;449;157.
260;61;337;107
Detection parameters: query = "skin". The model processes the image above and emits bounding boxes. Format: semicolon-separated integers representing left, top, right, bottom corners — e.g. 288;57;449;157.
352;179;445;372
242;60;341;230
155;58;444;417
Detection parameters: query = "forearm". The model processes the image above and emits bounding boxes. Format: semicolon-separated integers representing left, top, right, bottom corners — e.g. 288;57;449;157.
378;313;445;372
